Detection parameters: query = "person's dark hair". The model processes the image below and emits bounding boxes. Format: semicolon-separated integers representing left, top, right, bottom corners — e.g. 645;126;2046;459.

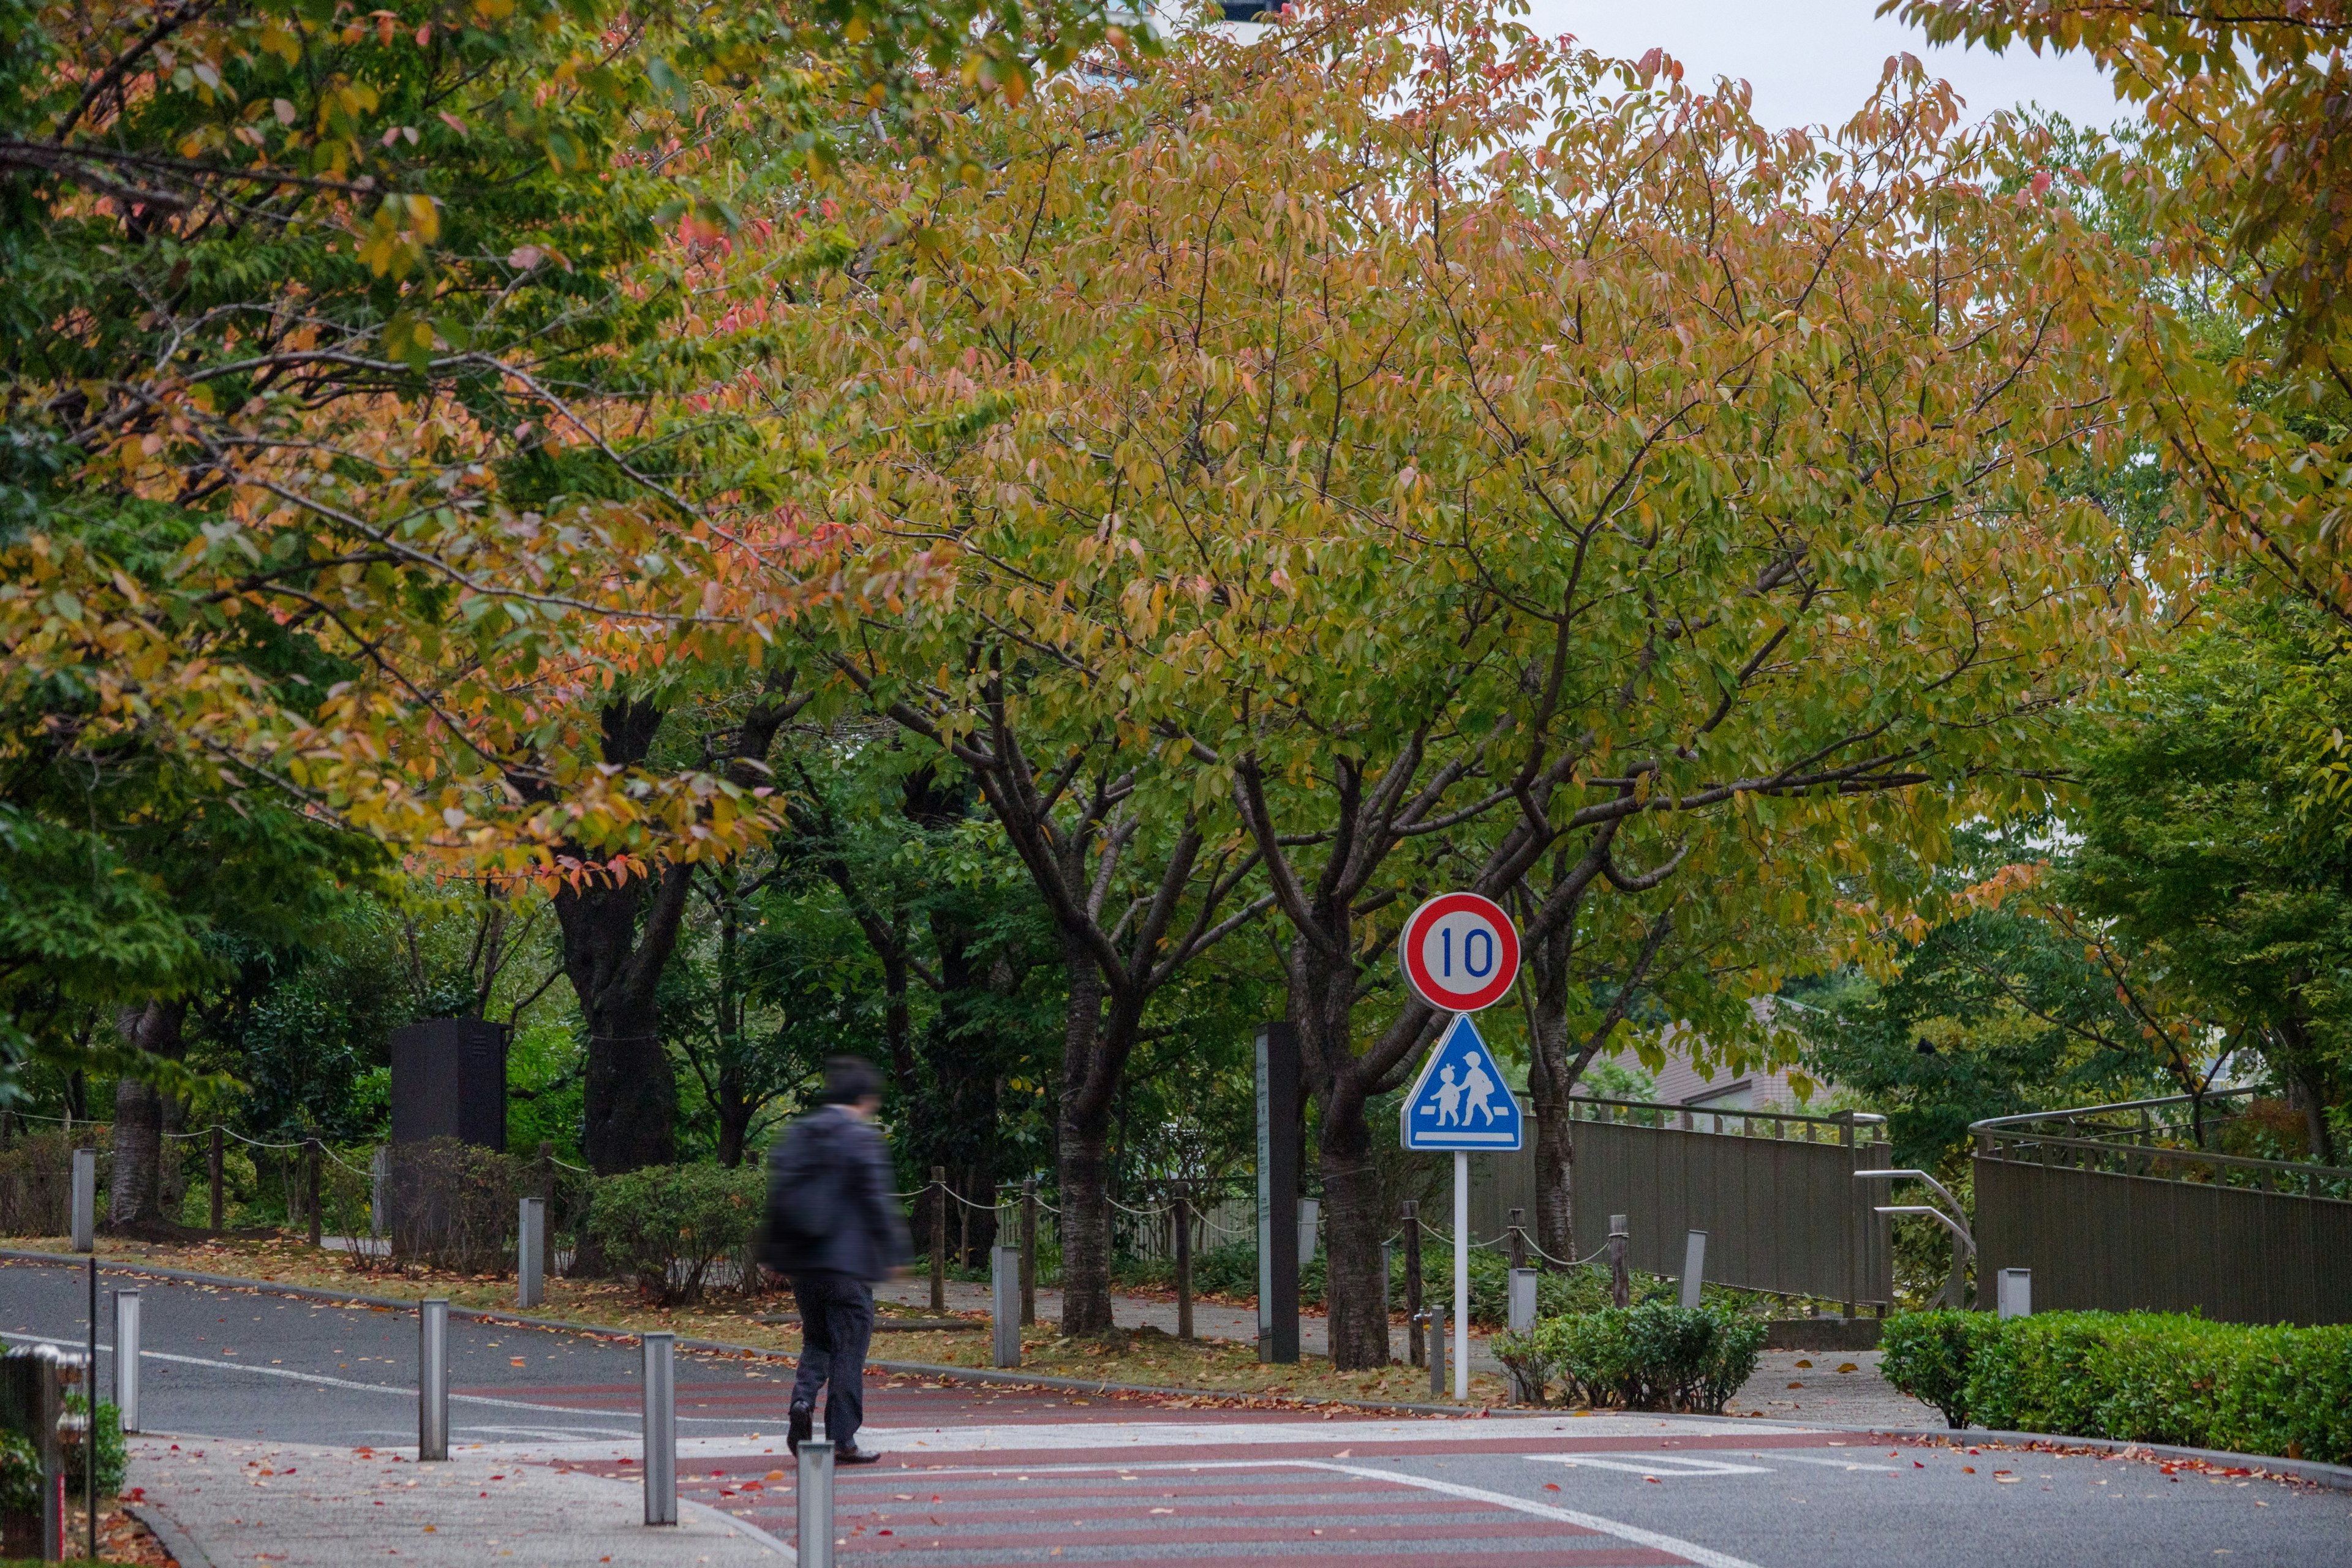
822;1055;883;1106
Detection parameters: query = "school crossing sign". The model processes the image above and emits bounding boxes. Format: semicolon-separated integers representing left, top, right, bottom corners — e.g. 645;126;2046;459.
1401;1012;1523;1151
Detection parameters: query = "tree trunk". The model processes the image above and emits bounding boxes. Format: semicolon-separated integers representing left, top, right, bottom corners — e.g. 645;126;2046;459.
557;858;692;1174
548;700;695;1177
108;1000;187;1228
1525;976;1578;1269
715;1060;754;1167
1317;1092;1390;1367
1056;942;1117;1336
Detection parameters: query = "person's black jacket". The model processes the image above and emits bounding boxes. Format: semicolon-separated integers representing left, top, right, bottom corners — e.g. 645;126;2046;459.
761;1104;911;1282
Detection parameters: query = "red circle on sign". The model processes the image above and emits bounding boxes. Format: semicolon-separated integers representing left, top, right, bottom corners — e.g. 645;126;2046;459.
1398;892;1520;1012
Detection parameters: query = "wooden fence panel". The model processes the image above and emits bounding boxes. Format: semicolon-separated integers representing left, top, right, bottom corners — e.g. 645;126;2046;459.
1975;1153;2352;1325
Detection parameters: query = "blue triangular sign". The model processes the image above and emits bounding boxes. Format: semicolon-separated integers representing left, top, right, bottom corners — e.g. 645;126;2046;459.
1400;1014;1523;1150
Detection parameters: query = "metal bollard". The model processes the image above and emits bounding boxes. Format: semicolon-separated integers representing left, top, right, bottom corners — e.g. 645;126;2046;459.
1997;1268;2032;1319
70;1149;95;1253
797;1438;836;1567
1679;1229;1709;1310
990;1246;1021;1368
518;1197;546;1310
1422;1310;1446;1400
418;1298;449;1461
113;1290;140;1434
1507;1267;1537;1335
1296;1198;1319;1281
642;1331;676;1525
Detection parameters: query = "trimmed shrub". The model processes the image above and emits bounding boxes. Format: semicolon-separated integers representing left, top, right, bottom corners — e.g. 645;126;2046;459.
388;1138;519;1275
1879;1310;1999;1430
1531;1304;1766;1413
1875;1311;2352;1464
588;1163;766;1305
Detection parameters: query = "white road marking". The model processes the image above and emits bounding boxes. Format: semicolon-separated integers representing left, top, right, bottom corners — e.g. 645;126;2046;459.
1529;1452;1773;1476
1299;1460;1767;1568
1742;1451;1905;1472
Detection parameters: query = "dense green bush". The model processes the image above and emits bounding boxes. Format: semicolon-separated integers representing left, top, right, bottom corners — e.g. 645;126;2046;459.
1525;1305;1766;1412
1879;1310;2000;1428
587;1164;766;1305
1877;1311;2352;1462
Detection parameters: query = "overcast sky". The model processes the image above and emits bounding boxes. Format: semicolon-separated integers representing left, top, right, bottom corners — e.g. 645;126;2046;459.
1522;0;2126;131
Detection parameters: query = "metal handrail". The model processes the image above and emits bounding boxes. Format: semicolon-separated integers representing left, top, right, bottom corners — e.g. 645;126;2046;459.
1969;1087;2259;1139
1976;1124;2352;1187
1565;1094;1887;1145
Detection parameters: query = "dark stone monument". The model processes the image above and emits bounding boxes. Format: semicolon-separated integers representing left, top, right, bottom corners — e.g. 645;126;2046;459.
1254;1020;1302;1365
390;1019;510;1150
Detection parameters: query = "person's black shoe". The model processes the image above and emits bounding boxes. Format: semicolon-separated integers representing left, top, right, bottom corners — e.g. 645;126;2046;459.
787;1404;812;1454
836;1446;884;1465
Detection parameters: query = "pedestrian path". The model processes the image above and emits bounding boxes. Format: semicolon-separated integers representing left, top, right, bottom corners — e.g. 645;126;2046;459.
127;1438;788;1566
874;1280;1488;1366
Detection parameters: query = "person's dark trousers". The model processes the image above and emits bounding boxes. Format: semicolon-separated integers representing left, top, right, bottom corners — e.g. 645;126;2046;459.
790;1271;876;1446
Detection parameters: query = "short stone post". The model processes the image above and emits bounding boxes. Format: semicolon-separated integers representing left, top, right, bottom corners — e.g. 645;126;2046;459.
642;1331;676;1525
518;1197;546;1309
797;1439;836;1568
1679;1229;1708;1310
991;1246;1021;1368
70;1148;95;1253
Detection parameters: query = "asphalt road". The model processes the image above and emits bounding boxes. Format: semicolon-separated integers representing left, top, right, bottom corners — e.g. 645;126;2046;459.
5;1258;2347;1567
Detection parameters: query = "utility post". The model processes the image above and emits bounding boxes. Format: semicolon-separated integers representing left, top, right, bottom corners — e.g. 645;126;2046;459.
1401;1200;1424;1368
1173;1187;1194;1342
929;1167;947;1314
1019;1177;1038;1327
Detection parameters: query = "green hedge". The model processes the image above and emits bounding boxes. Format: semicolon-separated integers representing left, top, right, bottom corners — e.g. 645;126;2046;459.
1880;1310;2352;1463
1503;1305;1766;1412
587;1164;766;1305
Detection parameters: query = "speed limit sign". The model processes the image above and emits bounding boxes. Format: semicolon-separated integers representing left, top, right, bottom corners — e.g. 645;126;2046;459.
1397;892;1520;1012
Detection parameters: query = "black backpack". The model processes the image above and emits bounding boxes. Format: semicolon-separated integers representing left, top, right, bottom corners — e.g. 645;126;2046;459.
762;1110;844;1265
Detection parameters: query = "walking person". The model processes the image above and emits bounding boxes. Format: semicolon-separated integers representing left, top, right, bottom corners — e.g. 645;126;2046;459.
761;1055;910;1463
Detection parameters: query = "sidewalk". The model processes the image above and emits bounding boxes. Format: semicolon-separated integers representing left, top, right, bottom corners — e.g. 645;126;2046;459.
127;1438;787;1567
875;1278;1483;1366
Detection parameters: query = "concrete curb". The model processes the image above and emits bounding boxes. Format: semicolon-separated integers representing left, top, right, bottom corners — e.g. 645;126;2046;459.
124;1498;217;1568
1842;1423;2352;1493
0;1248;1520;1420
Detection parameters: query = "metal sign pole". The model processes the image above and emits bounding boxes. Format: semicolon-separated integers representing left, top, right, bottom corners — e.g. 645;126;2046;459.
84;1259;95;1561
1453;1150;1469;1401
